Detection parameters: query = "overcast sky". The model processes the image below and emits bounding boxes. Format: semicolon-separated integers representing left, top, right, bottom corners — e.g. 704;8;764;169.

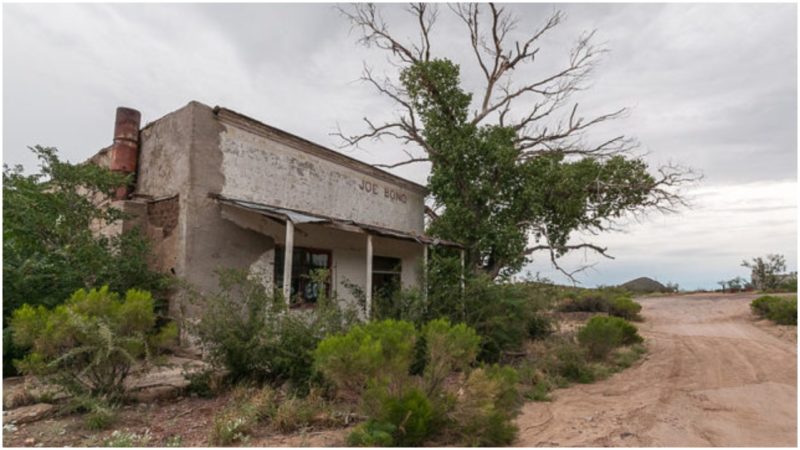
3;2;797;290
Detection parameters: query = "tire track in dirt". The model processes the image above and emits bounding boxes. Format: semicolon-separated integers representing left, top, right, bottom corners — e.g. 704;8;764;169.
514;293;797;447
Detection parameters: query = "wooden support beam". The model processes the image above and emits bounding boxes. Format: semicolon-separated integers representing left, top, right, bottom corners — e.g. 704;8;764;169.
283;220;294;304
366;234;374;319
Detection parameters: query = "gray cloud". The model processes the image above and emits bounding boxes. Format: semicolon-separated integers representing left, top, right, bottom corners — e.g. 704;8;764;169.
3;3;796;289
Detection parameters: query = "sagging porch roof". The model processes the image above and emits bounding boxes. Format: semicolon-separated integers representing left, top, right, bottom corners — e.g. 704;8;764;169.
211;194;463;249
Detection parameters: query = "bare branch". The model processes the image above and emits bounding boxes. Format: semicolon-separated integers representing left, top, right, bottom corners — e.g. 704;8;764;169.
374;157;430;169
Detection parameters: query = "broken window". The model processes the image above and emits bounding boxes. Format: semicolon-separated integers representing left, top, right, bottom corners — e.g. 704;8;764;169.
274;247;331;307
372;256;402;301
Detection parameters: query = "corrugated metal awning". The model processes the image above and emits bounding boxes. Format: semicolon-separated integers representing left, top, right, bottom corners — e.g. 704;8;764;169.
211;194;463;249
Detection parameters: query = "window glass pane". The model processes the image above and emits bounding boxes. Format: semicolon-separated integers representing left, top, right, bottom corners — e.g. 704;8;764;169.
373;256;402;273
274;247;331;306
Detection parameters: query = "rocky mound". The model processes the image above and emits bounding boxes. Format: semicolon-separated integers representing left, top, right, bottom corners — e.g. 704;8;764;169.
620;277;668;293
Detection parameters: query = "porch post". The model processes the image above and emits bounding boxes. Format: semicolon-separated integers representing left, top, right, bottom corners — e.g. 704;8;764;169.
283;220;294;304
460;249;465;295
422;244;429;302
365;234;373;319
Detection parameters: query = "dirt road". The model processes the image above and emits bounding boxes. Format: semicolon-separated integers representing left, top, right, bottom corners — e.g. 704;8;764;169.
515;293;797;447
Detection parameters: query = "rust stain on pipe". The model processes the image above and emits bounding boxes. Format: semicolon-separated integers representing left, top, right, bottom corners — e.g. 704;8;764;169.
110;107;141;199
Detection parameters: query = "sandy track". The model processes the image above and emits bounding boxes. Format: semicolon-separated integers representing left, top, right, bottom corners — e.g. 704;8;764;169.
514;293;797;447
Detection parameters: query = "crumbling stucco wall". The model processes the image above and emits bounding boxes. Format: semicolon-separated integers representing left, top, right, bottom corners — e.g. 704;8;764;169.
216;114;426;234
178;103;274;323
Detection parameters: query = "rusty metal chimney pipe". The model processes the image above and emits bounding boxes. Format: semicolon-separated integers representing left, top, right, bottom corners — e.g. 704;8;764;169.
110;107;141;200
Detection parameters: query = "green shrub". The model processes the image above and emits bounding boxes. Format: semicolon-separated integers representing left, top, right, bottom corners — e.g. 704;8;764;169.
347;420;397;447
751;295;797;325
84;404;117;430
206;385;283;445
183;369;219;399
421;318;480;393
313;319;417;398
11;286;175;399
3;147;168;377
209;407;254;446
778;276;797;293
559;292;611;313
458;276;536;362
385;388;435;446
196;269;359;390
751;295;780;316
767;298;797;325
612;344;647;369
578;316;643;360
608;296;642;321
450;365;520;446
527;313;554;340
273;394;318;433
553;342;595;383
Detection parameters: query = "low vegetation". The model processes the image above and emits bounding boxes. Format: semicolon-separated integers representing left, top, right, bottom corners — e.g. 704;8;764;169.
195;269;360;392
10;286;177;401
751;295;797;326
315;318;521;447
3;146;167;376
6;242;648;447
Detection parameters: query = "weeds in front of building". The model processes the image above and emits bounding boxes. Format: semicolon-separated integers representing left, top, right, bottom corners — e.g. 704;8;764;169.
4;147;649;446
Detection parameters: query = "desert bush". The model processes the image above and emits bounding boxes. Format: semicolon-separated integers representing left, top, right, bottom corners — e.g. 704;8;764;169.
209;407;255;446
552;341;595;383
183;368;221;398
196;269;359;390
11;286;176;400
767;297;797;325
458;276;536;362
526;313;555;339
752;295;797;325
3;147;167;376
612;344;647;369
102;430;152;447
207;385;285;445
608;296;642;321
272;388;330;433
559;291;611;313
313;319;417;398
347;420;397;447
421;318;480;393
778;276;797;293
373;287;428;325
578;316;643;360
357;387;436;447
449;365;520;446
84;403;117;430
751;295;780;316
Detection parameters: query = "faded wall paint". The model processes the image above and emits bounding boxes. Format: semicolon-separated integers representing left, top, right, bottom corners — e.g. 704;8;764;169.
217;123;426;234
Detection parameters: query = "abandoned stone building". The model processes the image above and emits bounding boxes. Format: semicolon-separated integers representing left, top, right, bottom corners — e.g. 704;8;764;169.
89;102;460;343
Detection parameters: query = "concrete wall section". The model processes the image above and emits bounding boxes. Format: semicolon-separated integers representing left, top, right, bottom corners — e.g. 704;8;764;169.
217;122;426;234
178;102;274;327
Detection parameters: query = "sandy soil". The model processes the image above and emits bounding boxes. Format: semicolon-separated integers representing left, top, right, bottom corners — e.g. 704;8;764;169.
2;391;349;447
515;292;797;447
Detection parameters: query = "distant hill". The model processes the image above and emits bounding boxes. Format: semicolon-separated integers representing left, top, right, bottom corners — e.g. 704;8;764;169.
620;277;668;293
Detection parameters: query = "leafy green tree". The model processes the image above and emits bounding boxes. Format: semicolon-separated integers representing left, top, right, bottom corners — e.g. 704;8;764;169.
3;146;166;375
337;4;696;280
742;254;787;291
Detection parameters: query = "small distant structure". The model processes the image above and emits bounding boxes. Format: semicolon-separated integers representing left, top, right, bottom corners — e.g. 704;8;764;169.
620;277;668;294
751;270;797;291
